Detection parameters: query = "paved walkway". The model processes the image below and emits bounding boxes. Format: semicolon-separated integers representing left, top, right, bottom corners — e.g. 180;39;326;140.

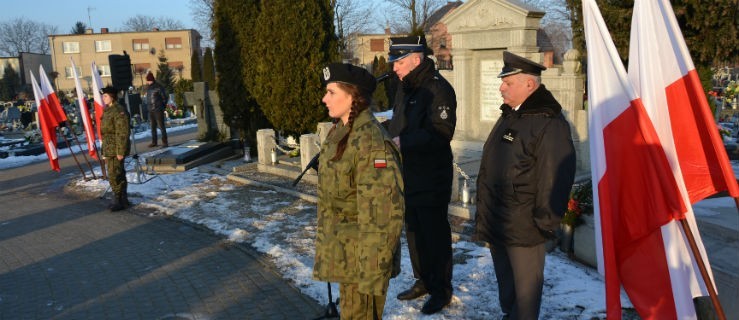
0;128;323;320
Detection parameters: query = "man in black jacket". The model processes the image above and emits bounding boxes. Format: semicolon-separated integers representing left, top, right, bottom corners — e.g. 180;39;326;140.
145;71;168;147
385;36;457;315
475;51;576;320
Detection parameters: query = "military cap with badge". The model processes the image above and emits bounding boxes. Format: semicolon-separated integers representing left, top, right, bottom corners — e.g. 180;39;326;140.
100;85;118;96
498;51;547;78
388;36;428;62
321;63;377;100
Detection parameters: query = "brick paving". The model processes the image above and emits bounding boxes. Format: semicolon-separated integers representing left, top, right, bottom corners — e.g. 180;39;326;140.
0;129;323;320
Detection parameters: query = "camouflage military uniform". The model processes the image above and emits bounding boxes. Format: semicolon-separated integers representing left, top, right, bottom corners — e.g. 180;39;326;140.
101;101;131;200
313;109;404;319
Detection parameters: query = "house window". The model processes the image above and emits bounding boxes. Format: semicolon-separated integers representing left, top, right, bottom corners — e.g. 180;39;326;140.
95;40;112;52
133;63;151;75
63;42;80;54
64;66;82;78
133;39;150;51
165;37;182;49
370;39;385;52
97;65;111;77
168;61;184;74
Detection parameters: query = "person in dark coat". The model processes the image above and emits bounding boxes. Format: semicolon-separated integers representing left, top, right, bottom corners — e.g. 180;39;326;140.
385;35;457;315
474;51;576;320
100;86;131;211
145;71;168;147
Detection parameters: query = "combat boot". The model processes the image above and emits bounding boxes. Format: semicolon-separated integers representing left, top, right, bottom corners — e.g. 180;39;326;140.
120;192;131;208
110;193;125;212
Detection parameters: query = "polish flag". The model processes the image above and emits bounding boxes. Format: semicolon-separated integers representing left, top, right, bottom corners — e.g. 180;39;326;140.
627;0;737;318
629;0;739;204
30;73;60;172
70;58;97;159
38;65;68;126
583;0;687;318
91;61;105;140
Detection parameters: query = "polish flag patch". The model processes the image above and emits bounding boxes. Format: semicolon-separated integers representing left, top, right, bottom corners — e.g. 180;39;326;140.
374;159;387;168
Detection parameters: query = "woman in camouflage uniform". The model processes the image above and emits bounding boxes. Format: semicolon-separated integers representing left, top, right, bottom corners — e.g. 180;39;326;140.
100;86;131;211
312;63;405;319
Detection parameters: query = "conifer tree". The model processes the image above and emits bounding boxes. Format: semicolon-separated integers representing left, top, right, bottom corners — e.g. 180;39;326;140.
202;47;216;88
1;63;20;101
213;0;270;147
372;56;390;111
190;49;202;82
155;51;175;94
251;0;338;135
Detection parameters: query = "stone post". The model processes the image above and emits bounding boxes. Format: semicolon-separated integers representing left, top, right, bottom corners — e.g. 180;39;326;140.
256;128;275;165
300;134;320;171
316;122;333;144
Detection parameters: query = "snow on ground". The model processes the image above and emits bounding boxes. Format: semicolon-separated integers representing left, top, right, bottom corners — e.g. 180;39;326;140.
6;124;738;319
64;162;648;319
0;122;197;170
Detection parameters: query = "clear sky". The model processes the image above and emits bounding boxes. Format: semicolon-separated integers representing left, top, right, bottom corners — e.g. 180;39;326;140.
1;0;199;34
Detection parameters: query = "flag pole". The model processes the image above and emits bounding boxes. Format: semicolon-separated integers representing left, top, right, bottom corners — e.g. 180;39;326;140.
58;128;87;179
678;219;726;320
68;130;97;179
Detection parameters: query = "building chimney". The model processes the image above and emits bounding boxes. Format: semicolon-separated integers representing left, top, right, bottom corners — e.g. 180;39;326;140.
152;27;160;32
85;28;93;34
101;28;109;33
385;27;391;35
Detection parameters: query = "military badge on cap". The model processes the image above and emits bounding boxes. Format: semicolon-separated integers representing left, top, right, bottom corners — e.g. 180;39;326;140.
388;36;427;62
320;63;377;99
498;51;547;78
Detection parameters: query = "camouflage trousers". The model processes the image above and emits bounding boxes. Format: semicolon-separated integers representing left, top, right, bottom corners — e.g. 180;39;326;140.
106;157;128;196
338;283;386;320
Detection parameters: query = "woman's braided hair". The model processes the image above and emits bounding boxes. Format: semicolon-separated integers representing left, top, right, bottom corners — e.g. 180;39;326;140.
330;82;370;161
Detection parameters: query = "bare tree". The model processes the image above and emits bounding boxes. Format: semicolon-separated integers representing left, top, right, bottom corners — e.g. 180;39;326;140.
382;0;445;34
120;15;185;32
333;0;375;60
522;0;572;63
189;0;214;47
0;18;58;56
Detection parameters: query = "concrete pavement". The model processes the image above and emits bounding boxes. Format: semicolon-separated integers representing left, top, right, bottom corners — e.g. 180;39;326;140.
0;128;323;320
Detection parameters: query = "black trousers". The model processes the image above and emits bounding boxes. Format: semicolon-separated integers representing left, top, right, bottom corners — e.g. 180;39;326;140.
404;204;453;298
149;110;167;145
490;243;546;320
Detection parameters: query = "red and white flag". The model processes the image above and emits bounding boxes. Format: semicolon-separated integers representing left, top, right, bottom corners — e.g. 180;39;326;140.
91;61;105;141
38;65;68;126
30;73;60;172
627;0;738;318
583;0;687;318
629;0;739;203
70;58;97;159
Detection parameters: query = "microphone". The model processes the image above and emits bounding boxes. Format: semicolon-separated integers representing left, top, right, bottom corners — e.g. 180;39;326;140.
376;72;392;83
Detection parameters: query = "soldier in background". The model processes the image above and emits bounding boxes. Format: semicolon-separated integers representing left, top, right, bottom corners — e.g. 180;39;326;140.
312;63;404;319
100;86;131;211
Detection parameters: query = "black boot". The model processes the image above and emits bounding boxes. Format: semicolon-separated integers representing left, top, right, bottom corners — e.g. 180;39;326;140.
110;193;125;212
397;281;427;300
120;192;131;208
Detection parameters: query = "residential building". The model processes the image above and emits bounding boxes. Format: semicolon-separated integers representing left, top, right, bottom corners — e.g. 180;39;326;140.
48;28;201;93
0;52;52;93
346;28;406;68
425;1;464;70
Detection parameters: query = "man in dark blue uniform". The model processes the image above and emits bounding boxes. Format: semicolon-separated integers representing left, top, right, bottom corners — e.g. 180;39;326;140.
385;35;457;315
475;51;576;319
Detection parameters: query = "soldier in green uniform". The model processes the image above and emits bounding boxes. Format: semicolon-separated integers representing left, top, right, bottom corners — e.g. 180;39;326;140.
313;63;405;319
100;86;131;212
